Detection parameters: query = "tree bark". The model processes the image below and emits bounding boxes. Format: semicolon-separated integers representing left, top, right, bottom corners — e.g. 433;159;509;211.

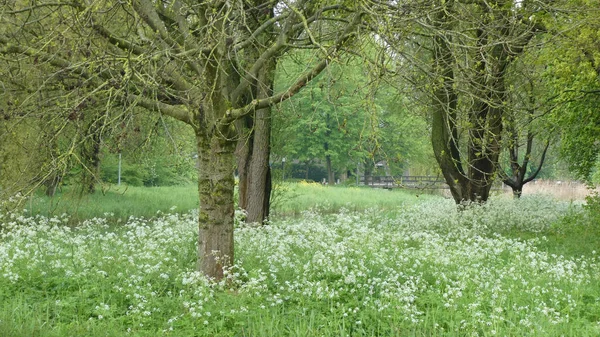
196;129;236;280
235;117;251;211
243;106;272;224
79;116;104;194
430;8;467;203
235;65;274;225
326;156;334;185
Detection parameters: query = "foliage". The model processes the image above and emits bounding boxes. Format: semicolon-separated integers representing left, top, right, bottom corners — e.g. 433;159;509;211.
1;196;599;336
273;52;433;183
273;55;373;182
583;191;600;227
536;0;600;182
99;109;197;185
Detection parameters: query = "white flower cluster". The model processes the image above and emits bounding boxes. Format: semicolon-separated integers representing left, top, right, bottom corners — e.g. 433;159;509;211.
0;196;598;335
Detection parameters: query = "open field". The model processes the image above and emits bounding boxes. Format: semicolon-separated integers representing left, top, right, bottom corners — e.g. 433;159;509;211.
1;184;600;336
22;185;200;224
23;181;436;223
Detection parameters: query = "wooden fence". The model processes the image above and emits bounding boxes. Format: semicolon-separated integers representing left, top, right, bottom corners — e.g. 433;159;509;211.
360;176;447;189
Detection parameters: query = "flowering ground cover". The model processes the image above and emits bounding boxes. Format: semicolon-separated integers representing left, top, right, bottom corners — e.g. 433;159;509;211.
1;196;599;336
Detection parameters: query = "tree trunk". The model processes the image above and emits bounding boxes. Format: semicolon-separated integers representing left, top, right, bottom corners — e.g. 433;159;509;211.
235;117;251;211
326;154;334;185
501;109;551;201
431;14;467;204
305;162;309;180
83;132;101;194
45;175;61;197
512;186;523;199
364;160;373;186
244;106;272;224
196;130;236;280
235;105;273;224
80;119;103;194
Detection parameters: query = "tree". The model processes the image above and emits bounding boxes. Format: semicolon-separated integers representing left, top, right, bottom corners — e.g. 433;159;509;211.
274;55;371;184
233;4;276;225
0;15;125;197
499;61;553;198
393;0;545;204
538;0;600;183
0;1;374;279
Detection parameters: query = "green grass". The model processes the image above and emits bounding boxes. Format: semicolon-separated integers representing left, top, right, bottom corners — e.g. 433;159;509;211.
505;208;600;259
24;182;437;223
272;181;440;217
25;184;199;224
2;184;600;336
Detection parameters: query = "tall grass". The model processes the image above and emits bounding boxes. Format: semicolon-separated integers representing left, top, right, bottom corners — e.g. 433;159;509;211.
24;182;434;223
272;180;437;217
25;184;199;224
1;192;599;336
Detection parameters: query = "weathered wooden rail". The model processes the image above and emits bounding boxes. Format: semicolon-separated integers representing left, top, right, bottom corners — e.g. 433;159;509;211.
360;176;447;189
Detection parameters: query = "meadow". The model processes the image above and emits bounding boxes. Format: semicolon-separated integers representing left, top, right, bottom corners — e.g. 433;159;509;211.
1;183;599;336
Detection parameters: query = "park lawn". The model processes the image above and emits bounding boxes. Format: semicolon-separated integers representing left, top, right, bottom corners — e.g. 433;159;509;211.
24;181;436;224
23;184;200;224
272;180;440;217
1;184;599;336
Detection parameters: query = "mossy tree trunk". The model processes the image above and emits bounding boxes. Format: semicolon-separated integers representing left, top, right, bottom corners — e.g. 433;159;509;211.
196;127;236;280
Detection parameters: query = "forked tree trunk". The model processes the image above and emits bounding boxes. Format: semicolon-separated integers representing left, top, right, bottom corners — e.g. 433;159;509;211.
196;130;236;280
502;135;550;199
430;3;508;205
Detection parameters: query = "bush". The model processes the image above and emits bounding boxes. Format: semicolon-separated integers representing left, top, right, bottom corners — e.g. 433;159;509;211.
286;162;328;182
